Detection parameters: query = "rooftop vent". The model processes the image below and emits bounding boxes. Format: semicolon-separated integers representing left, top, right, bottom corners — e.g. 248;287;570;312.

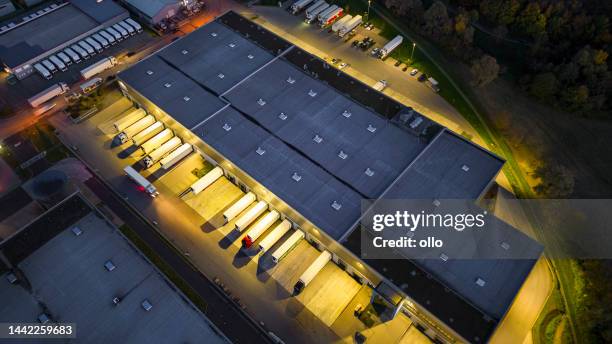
500;241;510;250
308;89;317;97
338;150;348;160
218;73;225;79
409;116;423;129
247;54;254;59
366;124;377;133
104;260;116;272
342;110;351;118
278;112;287;120
256;147;266;155
211;32;218;37
6;273;17;284
222;123;232;131
439;253;449;261
291;172;302;182
183;96;190;102
432;199;441;207
146;70;153;75
313;134;323;143
475;278;486;287
331;201;342;211
181;49;188;55
164;82;172;88
71;227;83;236
365;168;375;177
141;299;153;311
228;43;236;48
461;164;470;172
286;76;295;84
257;98;266;106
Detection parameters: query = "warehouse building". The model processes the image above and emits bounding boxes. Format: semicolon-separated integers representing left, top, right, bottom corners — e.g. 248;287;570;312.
0;194;229;343
0;0;16;17
117;11;543;343
121;0;199;27
0;0;128;79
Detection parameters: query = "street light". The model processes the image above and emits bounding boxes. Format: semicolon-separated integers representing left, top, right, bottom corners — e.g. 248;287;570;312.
366;0;371;21
410;42;416;62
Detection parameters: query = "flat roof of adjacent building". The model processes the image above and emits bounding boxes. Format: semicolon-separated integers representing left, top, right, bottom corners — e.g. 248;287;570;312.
0;0;127;68
124;0;177;20
0;196;228;343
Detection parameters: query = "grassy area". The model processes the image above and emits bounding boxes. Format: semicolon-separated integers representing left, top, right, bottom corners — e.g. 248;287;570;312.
118;224;208;313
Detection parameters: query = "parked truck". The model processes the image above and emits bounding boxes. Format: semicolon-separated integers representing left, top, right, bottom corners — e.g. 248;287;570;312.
80;56;117;80
223;192;256;223
71;44;89;60
118;115;155;143
318;5;342;27
139;128;173;154
159;143;193;170
112;23;129;38
125;18;143;33
41;59;57;73
27;82;69;108
79;77;103;94
304;1;328;24
118;21;135;35
242;210;280;249
143;137;182;168
378;35;403;59
113;108;146;132
331;14;351;32
124;165;158;197
234;200;268;232
271;230;304;264
338;15;362;37
63;47;81;63
105;27;123;41
426;77;440;92
293;250;331;294
188;166;223;195
56;52;72;66
132;121;164;147
258;219;292;253
373;79;387;91
92;33;109;48
290;0;314;14
49;55;67;71
78;41;95;56
33;63;51;80
99;30;116;45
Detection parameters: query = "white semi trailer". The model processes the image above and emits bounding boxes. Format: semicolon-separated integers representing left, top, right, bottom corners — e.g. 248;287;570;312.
290;0;314;14
139;128;173;154
188;166;224;195
85;37;103;53
317;5;338;25
378;35;403;59
304;1;328;24
271;230;304;264
49;55;67;71
99;30;116;45
258;219;292;253
132;121;164;147
338;15;362;37
113;108;146;132
80;56;117;80
118;21;135;35
331;14;351;32
33;63;51;79
143;137;182;168
71;44;89;60
125;18;143;33
27;82;69;108
234;201;267;232
293;250;332;294
223;192;256;223
118;115;155;143
63;48;81;63
242;210;280;249
124;165;158;197
159;143;193;170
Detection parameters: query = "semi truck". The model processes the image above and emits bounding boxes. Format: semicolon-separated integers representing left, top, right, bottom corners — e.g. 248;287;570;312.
63;47;81;63
33;63;51;80
118;21;135;35
139;128;173;154
85;37;103;53
80;56;117;80
304;1;328;24
56;52;72;66
159;143;193;170
271;230;304;264
258;219;292;253
319;6;343;27
143;137;182;168
79;77;102;94
41;59;57;73
49;55;67;71
331;14;351;32
27;82;69;108
113;108;146;132
373;79;387;91
78;41;95;56
99;30;116;45
125;18;143;33
242;210;280;249
317;5;337;24
234;200;267;232
118;115;155;143
223;192;256;223
188;166;223;195
105;27;123;41
112;23;129;38
338;15;362;37
92;33;109;48
124;165;158;197
293;251;331;294
378;35;403;59
132;121;164;147
426;77;440;92
290;0;314;14
71;44;89;60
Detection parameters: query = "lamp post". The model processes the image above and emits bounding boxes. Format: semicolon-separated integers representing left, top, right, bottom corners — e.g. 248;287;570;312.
410;42;416;62
366;0;371;21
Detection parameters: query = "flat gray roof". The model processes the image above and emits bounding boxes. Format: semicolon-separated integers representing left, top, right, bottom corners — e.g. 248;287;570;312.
0;212;227;343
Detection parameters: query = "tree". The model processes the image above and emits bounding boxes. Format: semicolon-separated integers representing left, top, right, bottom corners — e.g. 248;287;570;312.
529;72;559;99
423;1;452;39
532;164;575;198
470;54;500;86
562;85;590;111
593;49;609;65
514;2;547;37
385;0;423;17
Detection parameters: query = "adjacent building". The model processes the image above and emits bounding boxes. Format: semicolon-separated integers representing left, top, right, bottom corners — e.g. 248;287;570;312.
0;0;16;17
0;0;128;79
117;11;543;343
121;0;199;27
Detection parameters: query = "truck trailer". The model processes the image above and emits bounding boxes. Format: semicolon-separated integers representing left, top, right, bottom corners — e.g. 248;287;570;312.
71;44;89;60
143;137;182;168
293;250;332;294
118;115;155;143
113;108;146;132
79;77;103;94
304;1;328;24
118;21;135;35
290;0;314;14
49;55;67;71
92;33;109;48
105;27;123;41
319;6;343;27
373;79;387;91
242;210;280;249
63;48;81;63
33;63;51;80
188;166;224;195
338;15;362;37
258;219;292;253
112;24;129;38
159;143;193;170
223;192;256;223
139;128;173;154
124;165;158;197
78;41;95;56
80;56;117;80
41;59;57;73
99;30;116;45
234;201;268;232
271;230;304;264
132;121;164;147
331;14;351;32
378;35;403;59
27;82;69;108
317;5;339;26
125;18;143;33
56;52;72;66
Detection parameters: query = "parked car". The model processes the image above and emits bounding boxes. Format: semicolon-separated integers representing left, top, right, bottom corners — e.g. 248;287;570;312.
331;58;341;64
410;68;419;76
418;73;428;82
402;66;408;72
394;60;402;67
339;62;349;69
